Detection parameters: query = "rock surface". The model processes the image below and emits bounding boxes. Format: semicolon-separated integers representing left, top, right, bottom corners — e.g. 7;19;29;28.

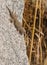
0;0;29;65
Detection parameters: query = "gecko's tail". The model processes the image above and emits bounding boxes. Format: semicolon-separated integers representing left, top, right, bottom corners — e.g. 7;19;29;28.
6;6;10;12
6;5;13;18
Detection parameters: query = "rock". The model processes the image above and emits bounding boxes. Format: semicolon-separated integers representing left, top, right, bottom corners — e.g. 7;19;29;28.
0;0;29;65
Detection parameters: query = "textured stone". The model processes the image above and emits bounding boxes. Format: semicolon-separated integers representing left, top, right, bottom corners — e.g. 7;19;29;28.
0;0;29;65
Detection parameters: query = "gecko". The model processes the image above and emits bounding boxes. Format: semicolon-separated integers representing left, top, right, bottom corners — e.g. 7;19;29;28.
6;6;26;35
